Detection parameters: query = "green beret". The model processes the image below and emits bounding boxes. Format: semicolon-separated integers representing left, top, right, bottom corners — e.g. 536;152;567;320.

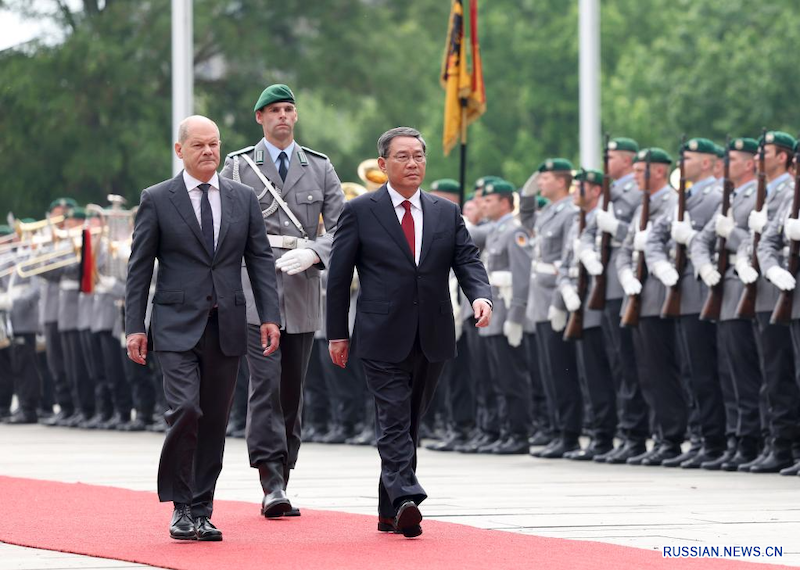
575;169;604;184
253;83;296;113
682;137;717;155
608;137;639;153
714;144;726;158
729;137;759;154
68;206;86;220
0;225;13;236
760;130;796;152
536;196;551;208
48;197;78;211
464;192;476;201
483;179;515;195
537;158;574;173
635;147;673;165
430;178;460;195
474;175;501;191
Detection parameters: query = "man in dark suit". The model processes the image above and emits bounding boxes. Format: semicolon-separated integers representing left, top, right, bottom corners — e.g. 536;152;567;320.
326;127;492;538
125;115;281;542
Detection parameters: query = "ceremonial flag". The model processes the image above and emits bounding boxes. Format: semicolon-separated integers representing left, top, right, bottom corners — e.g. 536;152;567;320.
441;0;486;155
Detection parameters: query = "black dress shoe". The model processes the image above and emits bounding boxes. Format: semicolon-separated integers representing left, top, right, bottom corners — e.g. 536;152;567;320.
455;432;494;453
147;416;168;433
737;447;771;472
681;448;723;469
492;435;530;455
566;440;613;461
55;411;79;427
779;461;800;476
528;430;555;447
640;444;681;466
661;447;695;468
534;438;580;459
346;427;376;446
378;516;401;533
701;448;736;470
195;516;222;541
605;441;646;464
79;414;110;429
170;504;196;540
592;444;622;463
319;425;356;444
749;450;795;474
0;407;10;421
259;463;292;518
284;507;301;517
4;410;38;424
395;500;423;538
476;436;504;454
64;412;89;428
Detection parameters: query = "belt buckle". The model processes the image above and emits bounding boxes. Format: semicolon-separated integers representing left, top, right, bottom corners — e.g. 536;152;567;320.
283;236;298;249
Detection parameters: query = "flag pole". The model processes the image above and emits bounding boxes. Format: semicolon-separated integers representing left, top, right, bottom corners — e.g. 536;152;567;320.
459;98;468;208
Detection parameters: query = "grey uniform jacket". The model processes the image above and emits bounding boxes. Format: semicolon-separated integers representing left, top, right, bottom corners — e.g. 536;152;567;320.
527;196;578;324
690;180;757;321
558;212;602;329
7;250;41;335
758;181;800;318
742;174;794;313
479;213;531;337
221;140;344;333
646;178;722;316
580;173;640;301
616;186;677;319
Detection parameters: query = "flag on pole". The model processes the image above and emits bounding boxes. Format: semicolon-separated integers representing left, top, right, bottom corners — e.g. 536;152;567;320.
441;0;486;155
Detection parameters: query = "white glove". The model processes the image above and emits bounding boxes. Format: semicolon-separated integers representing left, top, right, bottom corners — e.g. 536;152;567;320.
748;208;768;234
572;237;583;257
698;263;721;288
633;222;651;252
548;305;567;332
275;248;319;275
579;248;603;276
785;218;800;242
503;320;524;347
652;260;679;287
560;283;581;312
619;267;642;296
596;206;620;236
715;212;735;239
670;212;696;245
766;266;796;291
735;258;758;284
521;172;540;197
0;293;10;311
489;271;513;308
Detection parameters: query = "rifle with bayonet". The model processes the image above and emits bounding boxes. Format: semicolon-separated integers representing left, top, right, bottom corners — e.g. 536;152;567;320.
770;134;800;325
621;152;651;327
564;174;587;340
661;135;687;318
587;133;611;310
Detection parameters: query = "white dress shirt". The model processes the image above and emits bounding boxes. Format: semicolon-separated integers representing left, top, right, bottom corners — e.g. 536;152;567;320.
387;183;423;265
183;170;222;249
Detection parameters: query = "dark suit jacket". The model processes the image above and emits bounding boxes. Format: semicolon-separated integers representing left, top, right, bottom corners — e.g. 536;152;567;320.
125;172;280;356
326;185;491;363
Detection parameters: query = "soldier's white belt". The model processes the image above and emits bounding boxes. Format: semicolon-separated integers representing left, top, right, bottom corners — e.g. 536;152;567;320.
568;266;579;279
533;262;558;275
8;285;27;300
59;279;80;291
268;234;313;250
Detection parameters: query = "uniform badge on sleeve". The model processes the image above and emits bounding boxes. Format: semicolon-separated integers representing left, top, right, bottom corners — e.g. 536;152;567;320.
515;231;529;248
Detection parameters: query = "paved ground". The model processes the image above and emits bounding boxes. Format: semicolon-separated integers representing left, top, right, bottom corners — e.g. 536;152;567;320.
1;424;798;568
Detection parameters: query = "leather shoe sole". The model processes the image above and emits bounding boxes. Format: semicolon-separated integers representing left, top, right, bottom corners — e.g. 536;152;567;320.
378;517;402;533
395;502;423;538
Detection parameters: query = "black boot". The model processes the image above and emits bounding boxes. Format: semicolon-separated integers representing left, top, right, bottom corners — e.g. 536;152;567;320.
566;439;613;461
258;462;292;518
737;440;771;472
720;437;760;472
749;440;794;474
701;437;737;470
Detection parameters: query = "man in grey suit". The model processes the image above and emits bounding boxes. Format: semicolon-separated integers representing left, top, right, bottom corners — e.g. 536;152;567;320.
220;84;343;517
125;115;281;542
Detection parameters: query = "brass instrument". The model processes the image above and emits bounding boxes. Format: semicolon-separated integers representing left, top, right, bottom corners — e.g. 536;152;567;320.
0;214;65;254
341;182;368;201
357;159;388;191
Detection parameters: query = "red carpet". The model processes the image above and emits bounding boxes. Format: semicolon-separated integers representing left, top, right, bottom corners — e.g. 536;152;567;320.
0;476;791;570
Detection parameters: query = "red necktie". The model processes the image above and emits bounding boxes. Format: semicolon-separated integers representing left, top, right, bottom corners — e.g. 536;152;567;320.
401;200;415;258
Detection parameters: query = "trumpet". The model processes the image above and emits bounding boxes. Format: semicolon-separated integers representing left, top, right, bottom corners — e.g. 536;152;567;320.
0;214;65;254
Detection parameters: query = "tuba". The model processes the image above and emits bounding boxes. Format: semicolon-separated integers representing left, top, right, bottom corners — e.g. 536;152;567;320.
357;159;388;191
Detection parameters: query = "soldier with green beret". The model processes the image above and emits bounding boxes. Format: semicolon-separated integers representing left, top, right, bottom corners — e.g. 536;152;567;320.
0;225;12;236
221;83;344;516
429;178;460;203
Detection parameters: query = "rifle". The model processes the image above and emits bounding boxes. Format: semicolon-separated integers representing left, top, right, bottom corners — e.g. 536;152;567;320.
770;135;800;325
587;133;611;310
735;128;767;318
564;174;587;340
621;152;651;327
700;136;733;321
661;134;687;318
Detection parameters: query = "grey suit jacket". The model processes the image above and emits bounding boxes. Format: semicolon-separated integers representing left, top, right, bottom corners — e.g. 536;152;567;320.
125;172;280;356
221;140;344;333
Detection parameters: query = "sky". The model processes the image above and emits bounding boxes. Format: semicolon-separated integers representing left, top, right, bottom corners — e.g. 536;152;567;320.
0;9;44;50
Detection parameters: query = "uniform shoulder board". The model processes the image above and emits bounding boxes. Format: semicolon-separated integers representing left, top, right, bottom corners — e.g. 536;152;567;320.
226;146;254;158
777;182;788;193
623;182;633;192
301;146;329;160
555;203;565;213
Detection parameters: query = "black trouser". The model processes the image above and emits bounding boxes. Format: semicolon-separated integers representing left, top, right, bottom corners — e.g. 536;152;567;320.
11;334;41;413
45;322;72;413
97;332;132;417
125;348;155;420
320;341;365;431
756;312;798;443
716;327;739;440
535;322;582;441
62;330;94;417
676;330;702;443
361;338;445;518
155;312;239;517
228;355;249;431
718;320;762;440
524;332;551;434
465;322;498;435
0;346;13;411
602;298;648;442
304;339;331;431
677;316;726;450
37;349;55;411
81;330;111;418
245;326;314;470
445;329;475;431
632;317;686;445
576;327;617;443
486;335;531;438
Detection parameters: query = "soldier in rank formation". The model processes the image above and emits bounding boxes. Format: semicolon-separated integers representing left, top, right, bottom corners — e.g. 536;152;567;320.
5;122;800;485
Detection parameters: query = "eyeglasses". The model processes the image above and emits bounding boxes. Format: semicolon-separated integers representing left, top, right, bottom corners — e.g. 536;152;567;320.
389;153;427;164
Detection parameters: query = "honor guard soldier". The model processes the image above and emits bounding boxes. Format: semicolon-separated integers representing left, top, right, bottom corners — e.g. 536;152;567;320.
475;179;532;454
578;137;650;463
220;83;344;517
739;131;797;473
527;158;582;459
615;148;683;466
646;137;724;468
691;137;763;470
0;225;18;420
558;169;617;460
